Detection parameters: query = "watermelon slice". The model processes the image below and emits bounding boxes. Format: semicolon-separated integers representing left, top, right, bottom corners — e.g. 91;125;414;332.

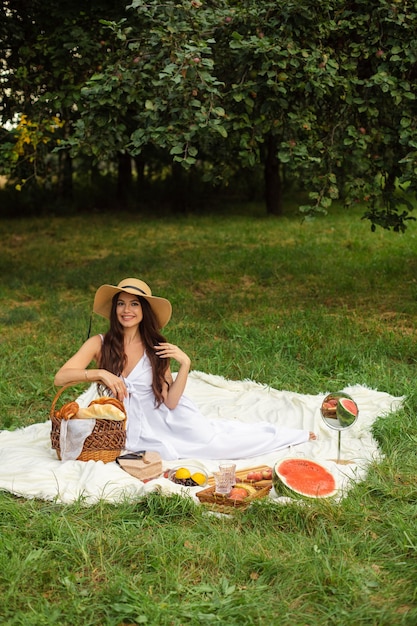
336;397;358;427
273;458;337;499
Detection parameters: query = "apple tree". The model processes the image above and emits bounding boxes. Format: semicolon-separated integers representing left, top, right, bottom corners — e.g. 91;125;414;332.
210;0;417;226
1;0;417;229
69;0;417;227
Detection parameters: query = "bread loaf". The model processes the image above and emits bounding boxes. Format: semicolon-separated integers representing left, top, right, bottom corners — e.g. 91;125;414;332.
89;397;126;415
77;401;126;421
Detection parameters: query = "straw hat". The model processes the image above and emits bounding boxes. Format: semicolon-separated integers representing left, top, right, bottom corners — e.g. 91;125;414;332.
93;278;172;328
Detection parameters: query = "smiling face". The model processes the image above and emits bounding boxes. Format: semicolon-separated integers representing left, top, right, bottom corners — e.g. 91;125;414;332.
115;293;143;328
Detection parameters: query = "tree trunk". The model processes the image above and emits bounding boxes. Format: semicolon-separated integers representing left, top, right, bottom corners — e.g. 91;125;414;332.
57;149;73;200
134;156;146;190
264;134;282;215
170;162;188;213
117;152;133;208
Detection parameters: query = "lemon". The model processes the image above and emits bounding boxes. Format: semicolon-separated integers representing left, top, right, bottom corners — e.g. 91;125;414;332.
191;472;207;486
175;467;191;480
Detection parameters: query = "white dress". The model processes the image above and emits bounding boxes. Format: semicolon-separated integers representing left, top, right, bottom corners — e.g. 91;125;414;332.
122;352;310;460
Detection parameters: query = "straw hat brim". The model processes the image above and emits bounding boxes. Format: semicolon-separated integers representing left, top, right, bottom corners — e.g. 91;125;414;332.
93;282;172;328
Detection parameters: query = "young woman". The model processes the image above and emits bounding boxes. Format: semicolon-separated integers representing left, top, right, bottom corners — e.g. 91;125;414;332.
55;278;316;460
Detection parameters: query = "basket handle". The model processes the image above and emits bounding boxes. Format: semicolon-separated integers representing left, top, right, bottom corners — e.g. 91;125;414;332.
50;382;93;420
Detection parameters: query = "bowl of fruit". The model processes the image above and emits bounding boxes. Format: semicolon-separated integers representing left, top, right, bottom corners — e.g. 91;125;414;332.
166;464;209;487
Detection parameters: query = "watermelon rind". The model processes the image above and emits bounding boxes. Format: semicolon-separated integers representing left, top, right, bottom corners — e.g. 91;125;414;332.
336;397;357;428
272;458;337;500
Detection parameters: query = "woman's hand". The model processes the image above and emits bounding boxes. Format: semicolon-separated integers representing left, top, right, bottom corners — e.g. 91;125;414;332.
154;343;191;369
154;342;191;409
99;371;127;401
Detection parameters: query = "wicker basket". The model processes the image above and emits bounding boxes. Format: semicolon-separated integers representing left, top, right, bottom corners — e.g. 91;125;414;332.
50;384;127;463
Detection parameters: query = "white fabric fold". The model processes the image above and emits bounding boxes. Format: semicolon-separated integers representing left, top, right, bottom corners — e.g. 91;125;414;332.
59;418;96;462
122;354;312;459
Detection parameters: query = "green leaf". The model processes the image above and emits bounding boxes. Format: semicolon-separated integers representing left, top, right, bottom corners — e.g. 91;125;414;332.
170;145;184;155
214;125;228;138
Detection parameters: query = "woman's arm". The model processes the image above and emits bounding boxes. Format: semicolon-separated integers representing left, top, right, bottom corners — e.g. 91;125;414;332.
154;342;191;410
54;335;127;400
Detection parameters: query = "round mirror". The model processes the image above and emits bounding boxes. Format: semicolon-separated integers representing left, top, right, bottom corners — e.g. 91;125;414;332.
320;392;359;431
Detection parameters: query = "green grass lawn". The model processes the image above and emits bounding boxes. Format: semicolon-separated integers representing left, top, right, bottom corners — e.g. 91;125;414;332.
0;204;416;625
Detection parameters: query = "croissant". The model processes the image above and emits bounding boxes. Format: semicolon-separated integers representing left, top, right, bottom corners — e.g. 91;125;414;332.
57;401;80;421
89;397;127;416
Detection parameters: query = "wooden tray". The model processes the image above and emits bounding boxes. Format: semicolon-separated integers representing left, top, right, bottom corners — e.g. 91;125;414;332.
197;464;273;510
196;483;271;509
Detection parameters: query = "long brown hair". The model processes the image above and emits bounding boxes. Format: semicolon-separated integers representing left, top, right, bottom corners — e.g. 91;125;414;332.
99;294;169;406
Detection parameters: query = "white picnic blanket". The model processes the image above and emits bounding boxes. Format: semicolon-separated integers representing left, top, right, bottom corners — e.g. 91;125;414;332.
0;372;403;505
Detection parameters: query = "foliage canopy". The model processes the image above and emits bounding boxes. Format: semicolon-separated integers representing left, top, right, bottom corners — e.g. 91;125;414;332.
1;0;417;228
